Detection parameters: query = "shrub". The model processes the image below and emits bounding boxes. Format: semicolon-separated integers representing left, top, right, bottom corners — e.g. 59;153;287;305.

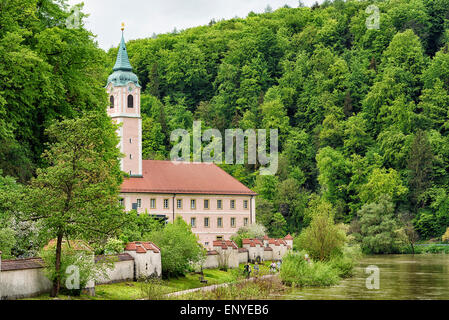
119;211;163;243
102;238;125;255
400;244;449;254
0;228;15;259
356;195;404;254
139;276;171;300
296;209;346;261
414;209;439;240
148;216;205;278
329;245;362;278
280;252;340;287
423;244;449;254
442;228;449;243
40;244;113;296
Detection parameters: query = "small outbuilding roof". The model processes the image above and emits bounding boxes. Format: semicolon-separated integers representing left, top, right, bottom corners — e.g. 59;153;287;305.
1;258;45;271
125;241;160;254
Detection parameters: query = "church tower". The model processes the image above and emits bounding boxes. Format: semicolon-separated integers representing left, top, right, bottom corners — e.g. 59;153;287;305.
107;24;142;177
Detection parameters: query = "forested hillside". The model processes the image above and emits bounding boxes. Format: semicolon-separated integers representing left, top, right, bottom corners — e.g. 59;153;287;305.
0;0;109;182
113;0;449;241
1;0;449;252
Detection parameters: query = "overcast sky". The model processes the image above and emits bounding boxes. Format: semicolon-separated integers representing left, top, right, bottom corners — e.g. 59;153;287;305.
67;0;321;50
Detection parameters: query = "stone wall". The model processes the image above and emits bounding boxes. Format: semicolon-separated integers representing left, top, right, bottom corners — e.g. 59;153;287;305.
0;241;162;300
203;251;219;269
202;236;293;270
95;254;135;285
0;257;52;300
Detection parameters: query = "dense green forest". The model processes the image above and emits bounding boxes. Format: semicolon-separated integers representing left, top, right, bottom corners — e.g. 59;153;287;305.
115;0;449;242
2;0;449;257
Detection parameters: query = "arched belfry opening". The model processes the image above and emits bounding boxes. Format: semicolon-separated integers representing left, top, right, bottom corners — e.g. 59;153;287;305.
128;94;134;108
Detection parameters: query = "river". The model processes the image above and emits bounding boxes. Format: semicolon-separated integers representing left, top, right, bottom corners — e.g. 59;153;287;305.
282;254;449;300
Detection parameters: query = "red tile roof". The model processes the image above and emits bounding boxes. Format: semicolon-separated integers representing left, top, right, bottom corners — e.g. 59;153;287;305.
121;160;257;195
125;242;137;251
242;239;263;247
125;241;160;253
213;240;238;250
284;234;293;240
136;246;146;254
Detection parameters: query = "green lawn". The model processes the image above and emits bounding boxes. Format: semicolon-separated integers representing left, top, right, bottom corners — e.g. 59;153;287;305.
24;263;278;300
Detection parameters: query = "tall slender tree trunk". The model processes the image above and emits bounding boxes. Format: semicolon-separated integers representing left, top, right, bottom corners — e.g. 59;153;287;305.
50;231;63;297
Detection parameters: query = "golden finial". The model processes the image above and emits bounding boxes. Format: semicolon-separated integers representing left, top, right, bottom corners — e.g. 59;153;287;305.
121;22;125;31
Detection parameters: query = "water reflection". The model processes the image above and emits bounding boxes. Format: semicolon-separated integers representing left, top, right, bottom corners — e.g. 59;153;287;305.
283;254;449;300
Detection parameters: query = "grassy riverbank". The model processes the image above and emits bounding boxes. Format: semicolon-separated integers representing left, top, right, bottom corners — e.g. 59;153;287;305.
177;277;289;300
24;262;276;300
400;244;449;254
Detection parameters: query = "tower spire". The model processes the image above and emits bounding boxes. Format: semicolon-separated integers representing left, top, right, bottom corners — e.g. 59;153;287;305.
113;23;133;72
107;24;140;87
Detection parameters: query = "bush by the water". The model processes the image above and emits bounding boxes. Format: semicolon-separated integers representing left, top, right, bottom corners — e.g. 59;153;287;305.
329;245;362;278
280;245;361;287
280;251;340;287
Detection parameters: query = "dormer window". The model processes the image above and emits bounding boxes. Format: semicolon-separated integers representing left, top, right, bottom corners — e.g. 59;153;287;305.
110;96;114;109
127;94;134;108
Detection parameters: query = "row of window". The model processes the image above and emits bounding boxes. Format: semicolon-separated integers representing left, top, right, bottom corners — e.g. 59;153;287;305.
110;95;134;109
124;198;249;210
190;217;249;228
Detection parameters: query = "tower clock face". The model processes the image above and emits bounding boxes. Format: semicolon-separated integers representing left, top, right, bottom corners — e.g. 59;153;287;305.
128;86;133;92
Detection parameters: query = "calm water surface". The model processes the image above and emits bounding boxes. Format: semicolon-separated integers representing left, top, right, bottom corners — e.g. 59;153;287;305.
283;254;449;300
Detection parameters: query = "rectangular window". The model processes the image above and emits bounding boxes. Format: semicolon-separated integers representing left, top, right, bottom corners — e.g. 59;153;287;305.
216;236;224;241
150;199;156;209
137;199;142;208
231;217;236;228
230;200;235;210
244;200;248;209
244;217;249;226
119;199;124;207
177;199;183;209
217;200;222;209
164;199;169;209
191;199;196;209
204;199;209;209
191;217;196;228
204;217;210;228
217;217;223;228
